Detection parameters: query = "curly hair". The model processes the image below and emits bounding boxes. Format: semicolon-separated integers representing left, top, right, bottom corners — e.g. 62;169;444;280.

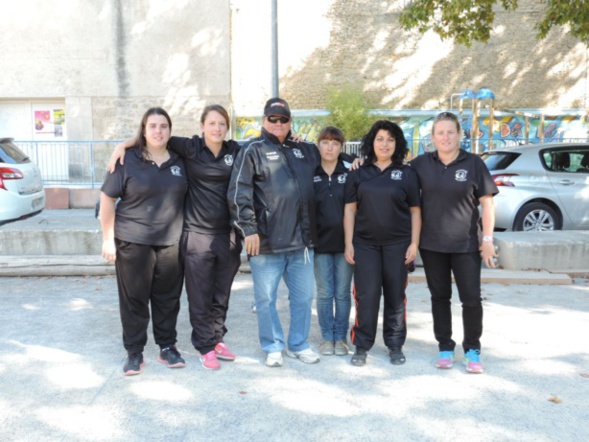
360;120;407;166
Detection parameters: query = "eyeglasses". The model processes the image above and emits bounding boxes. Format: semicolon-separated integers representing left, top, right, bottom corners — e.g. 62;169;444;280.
435;111;459;121
267;115;290;124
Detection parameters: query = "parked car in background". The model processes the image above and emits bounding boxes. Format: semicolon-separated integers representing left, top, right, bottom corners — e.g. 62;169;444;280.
0;138;45;226
482;143;589;231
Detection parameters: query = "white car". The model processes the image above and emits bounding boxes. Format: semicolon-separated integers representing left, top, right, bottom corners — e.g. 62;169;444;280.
0;138;45;225
482;143;589;231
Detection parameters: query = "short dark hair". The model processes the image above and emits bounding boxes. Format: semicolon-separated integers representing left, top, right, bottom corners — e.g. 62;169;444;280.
317;126;345;145
201;104;230;129
136;107;172;159
361;120;407;166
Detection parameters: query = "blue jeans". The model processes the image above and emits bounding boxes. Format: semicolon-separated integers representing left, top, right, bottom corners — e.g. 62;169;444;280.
314;252;353;341
249;249;315;353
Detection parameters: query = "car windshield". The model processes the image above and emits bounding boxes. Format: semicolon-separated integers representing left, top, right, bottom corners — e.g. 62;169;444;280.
0;141;30;165
481;152;520;171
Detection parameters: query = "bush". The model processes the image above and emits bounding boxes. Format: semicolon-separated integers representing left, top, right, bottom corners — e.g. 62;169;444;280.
324;85;375;141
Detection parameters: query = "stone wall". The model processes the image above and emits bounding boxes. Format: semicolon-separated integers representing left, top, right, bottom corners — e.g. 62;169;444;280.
275;0;589;111
1;0;586;141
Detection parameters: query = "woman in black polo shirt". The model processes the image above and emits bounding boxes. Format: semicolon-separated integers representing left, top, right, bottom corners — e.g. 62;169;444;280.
410;111;498;374
313;126;354;357
344;120;421;367
110;105;242;371
100;107;188;376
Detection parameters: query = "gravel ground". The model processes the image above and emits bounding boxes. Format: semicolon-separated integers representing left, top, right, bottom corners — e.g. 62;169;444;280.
1;273;588;441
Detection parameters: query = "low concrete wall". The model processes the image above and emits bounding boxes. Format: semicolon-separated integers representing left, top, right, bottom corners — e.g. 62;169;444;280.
495;231;589;272
1;208;587;273
0;230;102;255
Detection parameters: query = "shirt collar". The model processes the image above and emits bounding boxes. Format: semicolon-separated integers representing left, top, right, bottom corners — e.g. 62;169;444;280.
432;148;467;165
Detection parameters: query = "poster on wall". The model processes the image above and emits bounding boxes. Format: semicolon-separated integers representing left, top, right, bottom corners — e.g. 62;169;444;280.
33;108;66;139
53;109;65;137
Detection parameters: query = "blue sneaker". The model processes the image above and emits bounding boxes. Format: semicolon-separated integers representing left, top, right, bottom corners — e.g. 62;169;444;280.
435;350;455;369
464;349;484;374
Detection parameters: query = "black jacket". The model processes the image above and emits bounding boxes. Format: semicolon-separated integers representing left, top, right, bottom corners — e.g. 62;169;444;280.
228;129;320;254
313;160;350;253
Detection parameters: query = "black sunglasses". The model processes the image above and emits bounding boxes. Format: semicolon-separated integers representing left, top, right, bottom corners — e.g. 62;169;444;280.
267;115;290;124
435;111;459;120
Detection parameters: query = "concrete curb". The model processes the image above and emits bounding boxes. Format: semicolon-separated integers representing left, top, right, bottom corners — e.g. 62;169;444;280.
0;255;573;284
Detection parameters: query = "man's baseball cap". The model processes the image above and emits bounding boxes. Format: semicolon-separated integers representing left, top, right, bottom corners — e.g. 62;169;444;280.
264;98;291;118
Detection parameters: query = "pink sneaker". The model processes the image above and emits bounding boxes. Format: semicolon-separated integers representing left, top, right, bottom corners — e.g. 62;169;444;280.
464;349;484;374
215;343;236;361
435;351;455;369
200;350;221;370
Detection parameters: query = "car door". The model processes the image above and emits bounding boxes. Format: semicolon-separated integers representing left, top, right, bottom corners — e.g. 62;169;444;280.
544;147;589;228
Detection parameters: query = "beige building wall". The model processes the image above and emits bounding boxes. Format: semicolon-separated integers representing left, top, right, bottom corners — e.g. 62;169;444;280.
269;0;589;111
1;0;586;141
0;0;232;140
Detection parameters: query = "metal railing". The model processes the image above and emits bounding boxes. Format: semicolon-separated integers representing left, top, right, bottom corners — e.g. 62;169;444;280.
14;138;589;188
15;140;120;188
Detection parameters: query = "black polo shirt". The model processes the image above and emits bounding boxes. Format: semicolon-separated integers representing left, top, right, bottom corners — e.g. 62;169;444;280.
314;160;350;253
410;150;498;253
345;163;421;244
168;136;241;234
101;147;187;246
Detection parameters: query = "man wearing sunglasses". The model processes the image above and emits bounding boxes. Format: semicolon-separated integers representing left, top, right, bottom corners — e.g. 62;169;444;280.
228;97;322;368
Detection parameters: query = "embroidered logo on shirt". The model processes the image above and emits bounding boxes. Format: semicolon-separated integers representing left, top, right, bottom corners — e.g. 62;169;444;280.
314;175;322;182
455;169;468;182
266;151;280;160
292;148;304;159
337;173;347;184
390;170;403;180
224;154;233;166
170;166;182;177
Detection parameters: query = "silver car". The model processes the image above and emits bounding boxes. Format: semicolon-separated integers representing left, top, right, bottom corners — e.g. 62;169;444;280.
0;138;45;225
482;143;589;231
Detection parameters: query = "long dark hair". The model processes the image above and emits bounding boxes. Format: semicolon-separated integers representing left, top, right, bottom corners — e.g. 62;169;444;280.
135;107;172;159
360;120;407;166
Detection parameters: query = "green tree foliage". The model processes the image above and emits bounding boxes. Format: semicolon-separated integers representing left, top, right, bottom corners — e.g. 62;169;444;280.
325;85;374;141
536;0;589;41
399;0;588;46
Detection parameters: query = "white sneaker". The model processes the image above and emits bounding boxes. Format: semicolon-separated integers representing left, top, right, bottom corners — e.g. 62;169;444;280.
265;351;283;367
286;348;320;364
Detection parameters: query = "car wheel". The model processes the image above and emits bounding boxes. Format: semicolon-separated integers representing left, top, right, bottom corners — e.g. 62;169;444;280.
513;203;560;231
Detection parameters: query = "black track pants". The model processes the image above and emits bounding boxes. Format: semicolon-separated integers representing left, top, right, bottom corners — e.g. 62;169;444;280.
419;249;483;352
351;240;409;351
182;230;242;355
115;239;184;354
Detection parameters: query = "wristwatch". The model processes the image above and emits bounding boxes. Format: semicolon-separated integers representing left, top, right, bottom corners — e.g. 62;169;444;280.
482;235;493;243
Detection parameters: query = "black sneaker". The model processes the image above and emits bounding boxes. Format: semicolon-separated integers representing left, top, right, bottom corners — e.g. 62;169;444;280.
158;345;186;368
124;353;145;376
351;348;367;366
388;347;406;365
